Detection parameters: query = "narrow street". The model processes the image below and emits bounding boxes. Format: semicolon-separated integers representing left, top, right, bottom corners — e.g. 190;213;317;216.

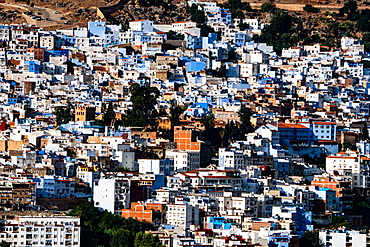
0;2;64;27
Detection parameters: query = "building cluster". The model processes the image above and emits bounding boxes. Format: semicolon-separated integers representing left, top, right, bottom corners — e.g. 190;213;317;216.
0;213;80;247
1;0;370;246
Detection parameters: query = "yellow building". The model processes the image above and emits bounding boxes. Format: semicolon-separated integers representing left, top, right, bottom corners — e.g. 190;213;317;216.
74;106;96;121
157;116;171;131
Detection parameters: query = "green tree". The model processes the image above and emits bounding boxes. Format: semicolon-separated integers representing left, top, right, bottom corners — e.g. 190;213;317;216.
134;232;164;247
0;241;10;247
53;103;74;125
201;113;215;131
238;22;249;31
67;202;157;247
362;32;370;51
222;120;240;145
103;102;116;126
124;84;160;128
342;140;355;151
116;167;131;172
268;9;292;35
331;216;351;229
124;46;136;55
227;0;244;9
199;24;215;37
356;9;370;31
362;122;369;141
189;3;198;15
299;231;324;247
253;9;294;53
199;113;222;150
260;2;276;12
63;60;76;74
166;30;177;40
189;4;206;25
339;0;358;20
303;4;320;13
53;106;65;125
109;229;134;247
65;103;74;122
169;100;187;130
238;105;255;136
232;10;244;19
226;0;253;12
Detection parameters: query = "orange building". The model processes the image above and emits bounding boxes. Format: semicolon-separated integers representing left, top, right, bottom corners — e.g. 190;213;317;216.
122;202;165;225
311;175;343;197
173;126;201;151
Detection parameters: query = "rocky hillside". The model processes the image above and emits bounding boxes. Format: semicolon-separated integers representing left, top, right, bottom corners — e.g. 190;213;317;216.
3;0;191;25
111;3;191;25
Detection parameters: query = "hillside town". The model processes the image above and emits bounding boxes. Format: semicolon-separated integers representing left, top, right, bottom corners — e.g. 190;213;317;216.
1;0;370;246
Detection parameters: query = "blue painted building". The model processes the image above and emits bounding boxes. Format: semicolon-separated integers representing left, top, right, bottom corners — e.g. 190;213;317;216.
152;174;166;190
186;61;205;73
88;21;106;37
44;49;69;62
204;216;232;230
26;60;41;73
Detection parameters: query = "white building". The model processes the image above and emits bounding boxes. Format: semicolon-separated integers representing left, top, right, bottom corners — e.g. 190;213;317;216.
40;35;54;49
0;216;80;247
115;143;137;171
171;21;197;33
218;148;245;170
0;24;10;41
281;47;302;58
129;20;154;33
166;204;199;231
356;141;370;155
166;150;200;172
93;175;130;214
76;166;100;188
326;151;359;176
325;151;368;187
341;37;365;54
319;230;368;247
138;158;175;176
300;121;337;141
